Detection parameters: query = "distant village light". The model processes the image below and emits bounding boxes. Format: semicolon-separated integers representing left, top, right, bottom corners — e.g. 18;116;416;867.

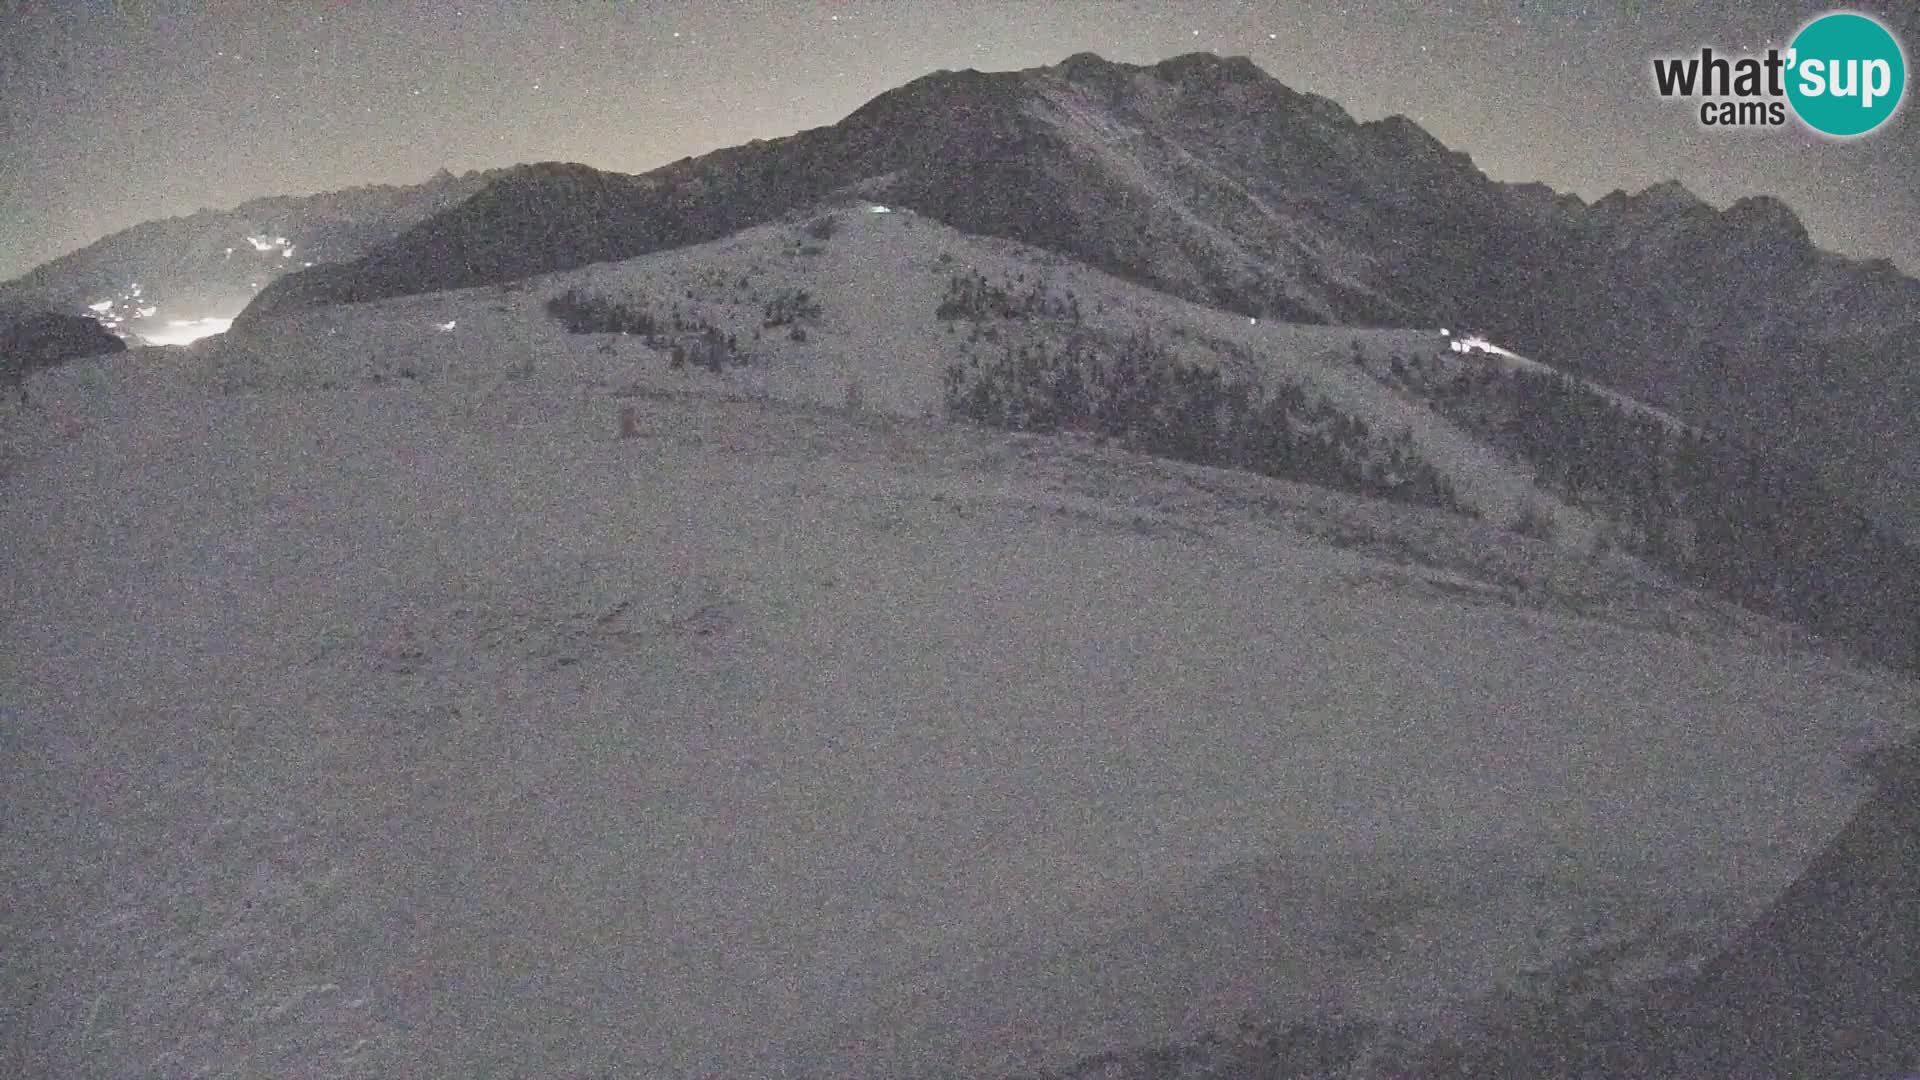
139;317;232;347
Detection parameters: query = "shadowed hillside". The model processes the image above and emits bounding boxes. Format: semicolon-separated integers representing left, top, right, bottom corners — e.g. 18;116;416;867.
1397;732;1920;1079
0;305;125;399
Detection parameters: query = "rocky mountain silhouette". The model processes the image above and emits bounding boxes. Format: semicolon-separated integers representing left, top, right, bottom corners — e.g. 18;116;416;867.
0;168;506;337
236;51;1920;537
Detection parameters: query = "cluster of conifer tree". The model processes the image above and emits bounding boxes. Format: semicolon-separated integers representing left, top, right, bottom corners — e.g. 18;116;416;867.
545;288;746;373
545;288;658;337
935;270;1083;324
761;288;823;328
942;330;1466;513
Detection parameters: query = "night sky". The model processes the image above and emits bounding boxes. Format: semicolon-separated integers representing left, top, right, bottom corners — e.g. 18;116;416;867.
3;0;1917;281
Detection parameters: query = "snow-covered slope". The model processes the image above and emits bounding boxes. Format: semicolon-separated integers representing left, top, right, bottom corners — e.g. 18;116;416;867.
214;205;1621;545
229;52;1920;551
5;209;1918;1078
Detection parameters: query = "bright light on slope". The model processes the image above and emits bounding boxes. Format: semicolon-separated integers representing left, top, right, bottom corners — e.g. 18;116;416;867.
138;317;233;346
1450;334;1519;359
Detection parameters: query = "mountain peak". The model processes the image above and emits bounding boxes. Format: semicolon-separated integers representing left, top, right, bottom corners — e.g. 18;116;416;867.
1719;193;1812;259
1724;193;1804;231
1367;114;1450;155
1057;51;1119;77
1050;50;1268;88
1151;51;1268;85
1590;179;1711;219
1638;179;1710;211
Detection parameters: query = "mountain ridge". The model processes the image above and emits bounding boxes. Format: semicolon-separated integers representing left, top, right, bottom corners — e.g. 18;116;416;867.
0;167;513;336
14;49;1920;535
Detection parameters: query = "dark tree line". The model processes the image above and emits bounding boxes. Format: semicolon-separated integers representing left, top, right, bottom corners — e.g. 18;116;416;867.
545;288;744;373
935;270;1083;324
1410;356;1920;671
762;288;823;328
546;287;658;337
943;330;1468;513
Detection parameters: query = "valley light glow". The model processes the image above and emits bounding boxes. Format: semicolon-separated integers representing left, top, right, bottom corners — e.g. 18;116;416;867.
138;317;232;346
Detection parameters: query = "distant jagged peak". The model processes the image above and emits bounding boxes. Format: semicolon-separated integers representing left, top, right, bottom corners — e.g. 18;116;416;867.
1588;181;1814;251
1588;179;1714;223
1703;194;1815;269
1055;51;1123;81
1149;51;1268;85
1048;50;1263;84
840;63;1024;133
1365;113;1452;156
1504;179;1590;219
1722;192;1807;235
1506;179;1586;207
1045;49;1354;129
1639;178;1709;209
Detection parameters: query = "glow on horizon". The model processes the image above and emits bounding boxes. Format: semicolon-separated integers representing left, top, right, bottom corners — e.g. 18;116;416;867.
138;317;233;346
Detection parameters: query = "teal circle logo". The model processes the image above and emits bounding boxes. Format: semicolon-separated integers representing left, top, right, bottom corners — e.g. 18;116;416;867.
1786;12;1906;137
